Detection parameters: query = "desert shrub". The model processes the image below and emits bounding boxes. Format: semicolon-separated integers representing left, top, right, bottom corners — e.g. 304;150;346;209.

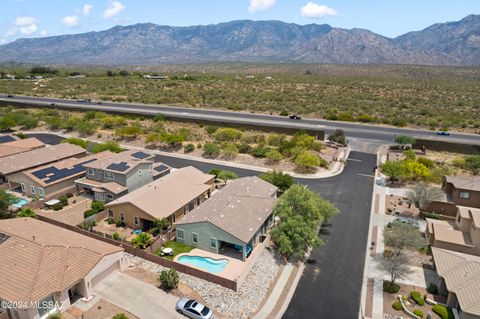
357;114;375;122
267;134;285;146
58;194;69;206
238;143;253;154
427;283;439;295
266;149;283;164
184;143;195;153
422;212;440;220
392;301;403;311
107;217;115;224
153;113;166;122
131;232;154;249
203;143;221;158
410;291;425;306
16;208;36;218
204;125;218;134
214;128;242;142
112;232;121;241
91;200;105;213
295;151;321;173
403;149;416;160
112;313;128;319
222;143;239;160
83;209;96;218
91;141;122;153
383;281;400;293
52;203;64;211
115;220;126;227
417;157;435;169
158;269;179;291
279;110;289;116
413;309;424;318
251;145;271;158
328;129;347;146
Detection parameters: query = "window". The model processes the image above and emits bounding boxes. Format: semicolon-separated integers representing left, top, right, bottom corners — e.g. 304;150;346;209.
210;237;217;249
106;193;114;200
186;309;200;316
87;168;95;176
104;171;114;180
196;197;200;206
20;183;26;192
134;216;139;226
30;185;36;195
192;233;198;244
172;213;176;223
108;209;114;218
188;201;194;211
459;191;470;199
177;229;184;240
120;212;125;221
37;187;45;197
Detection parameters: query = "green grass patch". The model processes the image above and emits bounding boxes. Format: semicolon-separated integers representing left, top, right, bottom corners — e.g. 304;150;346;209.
155;240;194;260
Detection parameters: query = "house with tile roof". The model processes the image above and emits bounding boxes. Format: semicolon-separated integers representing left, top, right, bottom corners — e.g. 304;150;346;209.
0;218;124;319
0;137;45;159
105;166;214;230
175;176;278;261
74;150;170;202
431;247;480;319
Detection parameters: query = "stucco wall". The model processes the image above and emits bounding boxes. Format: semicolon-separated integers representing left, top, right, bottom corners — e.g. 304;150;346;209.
9;172;79;199
83;251;124;297
125;163;153;192
451;188;480;209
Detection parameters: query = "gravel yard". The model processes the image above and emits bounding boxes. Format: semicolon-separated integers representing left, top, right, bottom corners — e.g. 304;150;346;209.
123;247;282;319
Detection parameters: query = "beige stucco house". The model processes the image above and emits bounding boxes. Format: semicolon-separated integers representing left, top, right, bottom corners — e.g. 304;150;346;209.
175;176;278;261
426;206;480;256
0;218;124;319
0;137;45;159
105;166;215;230
431;247;480;319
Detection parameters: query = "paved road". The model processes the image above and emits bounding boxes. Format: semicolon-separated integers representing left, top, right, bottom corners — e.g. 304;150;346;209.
283;152;376;319
4;94;480;145
31;132;375;319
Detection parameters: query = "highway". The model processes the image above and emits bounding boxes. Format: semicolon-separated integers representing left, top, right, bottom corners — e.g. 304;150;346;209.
2;94;479;146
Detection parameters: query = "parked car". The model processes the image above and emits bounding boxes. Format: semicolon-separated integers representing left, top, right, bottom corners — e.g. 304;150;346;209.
7;94;13;97
289;115;302;120
176;298;214;319
436;131;450;136
50;103;57;106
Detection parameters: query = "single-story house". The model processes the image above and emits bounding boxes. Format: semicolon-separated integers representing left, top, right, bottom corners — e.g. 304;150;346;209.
431;247;480;319
9;151;113;200
426;206;480;256
0;218;124;319
0;137;45;158
0;143;86;185
175;176;278;261
105;166;215;230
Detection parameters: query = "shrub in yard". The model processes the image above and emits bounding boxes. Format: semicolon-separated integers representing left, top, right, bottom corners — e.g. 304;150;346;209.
112;232;121;241
251;145;271;158
427;283;439;295
158;268;179;291
202;143;221;158
184;143;195;153
131;232;154;249
58;194;69;206
115;220;126;227
410;291;425;306
91;200;105;213
238;143;252;154
112;313;129;319
265;149;283;164
383;281;400;293
65;192;73;198
47;312;62;319
52;203;64;211
392;301;403;311
432;304;454;319
107;217;115;224
413;309;424;318
417;157;435;169
16;208;36;218
84;209;96;219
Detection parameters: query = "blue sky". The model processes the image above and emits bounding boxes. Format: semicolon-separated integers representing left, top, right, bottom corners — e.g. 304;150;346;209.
1;0;479;44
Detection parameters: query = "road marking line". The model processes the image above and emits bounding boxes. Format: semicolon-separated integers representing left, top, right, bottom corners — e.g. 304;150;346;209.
358;173;375;178
348;158;362;162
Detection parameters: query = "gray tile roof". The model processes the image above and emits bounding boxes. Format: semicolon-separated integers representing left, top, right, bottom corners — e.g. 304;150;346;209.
445;175;480;192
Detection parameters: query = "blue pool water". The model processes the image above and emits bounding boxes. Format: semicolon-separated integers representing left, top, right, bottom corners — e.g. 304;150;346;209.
178;255;229;273
13;199;29;208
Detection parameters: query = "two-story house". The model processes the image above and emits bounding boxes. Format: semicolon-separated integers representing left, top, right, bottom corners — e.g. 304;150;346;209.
74;150;170;202
426;206;480;256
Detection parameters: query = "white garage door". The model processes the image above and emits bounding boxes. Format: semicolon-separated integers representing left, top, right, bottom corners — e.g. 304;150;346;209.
91;261;120;287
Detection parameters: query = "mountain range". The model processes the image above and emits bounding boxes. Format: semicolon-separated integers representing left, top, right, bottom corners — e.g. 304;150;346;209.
0;15;479;66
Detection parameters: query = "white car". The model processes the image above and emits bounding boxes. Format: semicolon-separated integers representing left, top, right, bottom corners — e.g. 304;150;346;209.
176;298;214;319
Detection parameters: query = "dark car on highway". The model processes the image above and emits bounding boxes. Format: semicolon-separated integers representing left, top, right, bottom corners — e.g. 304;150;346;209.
289;115;302;120
436;131;450;136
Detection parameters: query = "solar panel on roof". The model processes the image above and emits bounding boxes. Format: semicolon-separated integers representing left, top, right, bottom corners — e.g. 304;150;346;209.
0;135;16;143
132;151;150;159
154;165;169;172
107;161;130;172
31;158;98;184
0;232;10;245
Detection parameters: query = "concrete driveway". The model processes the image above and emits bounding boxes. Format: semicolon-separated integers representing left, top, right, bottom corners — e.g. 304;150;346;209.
94;272;183;319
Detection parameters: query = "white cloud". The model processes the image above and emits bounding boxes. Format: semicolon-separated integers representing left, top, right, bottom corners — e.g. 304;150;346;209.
300;2;338;19
103;1;125;19
0;39;8;45
83;4;93;16
20;23;37;34
14;16;35;27
62;15;79;27
5;28;17;37
40;29;48;36
248;0;276;13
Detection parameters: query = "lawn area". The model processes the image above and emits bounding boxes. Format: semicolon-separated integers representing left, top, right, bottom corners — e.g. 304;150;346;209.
155;240;194;260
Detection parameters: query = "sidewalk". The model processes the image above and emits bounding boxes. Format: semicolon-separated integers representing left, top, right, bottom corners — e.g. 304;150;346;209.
25;130;350;179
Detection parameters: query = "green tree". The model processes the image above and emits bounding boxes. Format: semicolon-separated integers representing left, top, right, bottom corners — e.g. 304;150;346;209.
376;253;412;287
380;160;407;183
464;155;480;175
46;116;63;130
131;232;154;249
271;185;338;259
112;313;129;319
0;189;19;216
406;183;444;209
265;149;283;164
0;116;16;131
384;223;425;256
222;143;239;160
158;269;179;291
154;218;170;230
295;151;321;173
16;207;36;218
394;135;416;148
62;137;88;149
327;129;348;146
208;168;222;177
91;141;122;153
259;170;293;193
214;128;242;142
217;170;238;185
203;143;221;158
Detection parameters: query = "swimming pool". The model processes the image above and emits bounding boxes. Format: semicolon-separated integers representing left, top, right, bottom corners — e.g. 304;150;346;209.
13;198;29;208
178;255;229;273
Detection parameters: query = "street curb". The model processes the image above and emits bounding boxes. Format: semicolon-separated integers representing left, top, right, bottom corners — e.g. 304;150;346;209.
273;262;305;319
26;131;350;180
